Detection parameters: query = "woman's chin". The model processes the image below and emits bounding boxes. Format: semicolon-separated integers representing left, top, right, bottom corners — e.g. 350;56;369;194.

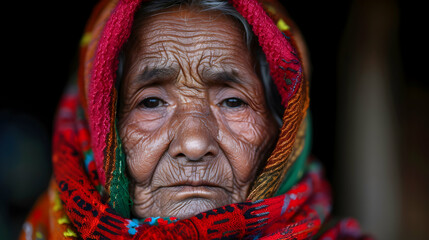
169;198;221;219
133;185;233;219
133;197;228;220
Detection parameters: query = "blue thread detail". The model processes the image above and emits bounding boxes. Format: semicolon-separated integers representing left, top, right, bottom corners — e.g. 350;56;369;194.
282;59;299;64
282;32;290;39
281;195;290;215
126;219;140;235
142;217;161;226
290;67;302;95
84;150;94;172
286;67;298;73
149;217;161;225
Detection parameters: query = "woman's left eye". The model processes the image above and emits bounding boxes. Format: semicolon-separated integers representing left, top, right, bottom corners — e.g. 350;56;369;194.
221;98;247;108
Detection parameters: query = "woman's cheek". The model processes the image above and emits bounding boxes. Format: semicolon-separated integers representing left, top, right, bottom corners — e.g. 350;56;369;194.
222;109;265;145
119;111;162;152
119;110;170;184
216;109;268;183
124;109;167;130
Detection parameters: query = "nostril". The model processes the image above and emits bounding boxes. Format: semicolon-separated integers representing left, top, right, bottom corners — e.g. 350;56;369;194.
169;138;218;162
188;151;216;162
168;116;219;162
205;152;215;157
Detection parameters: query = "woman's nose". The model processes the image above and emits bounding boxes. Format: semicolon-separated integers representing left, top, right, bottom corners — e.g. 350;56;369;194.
168;113;219;162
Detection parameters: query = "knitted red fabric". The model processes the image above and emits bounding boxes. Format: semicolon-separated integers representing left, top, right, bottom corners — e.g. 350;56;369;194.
89;0;142;185
231;0;303;106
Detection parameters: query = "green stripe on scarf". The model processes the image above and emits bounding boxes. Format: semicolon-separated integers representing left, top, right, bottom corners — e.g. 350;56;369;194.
275;113;312;196
109;124;133;218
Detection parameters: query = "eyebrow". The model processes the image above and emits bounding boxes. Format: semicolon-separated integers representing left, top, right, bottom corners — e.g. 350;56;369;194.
135;67;178;85
202;69;244;86
134;67;245;86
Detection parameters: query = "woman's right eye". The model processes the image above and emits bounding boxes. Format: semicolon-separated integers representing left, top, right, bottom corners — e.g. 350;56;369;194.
139;97;166;109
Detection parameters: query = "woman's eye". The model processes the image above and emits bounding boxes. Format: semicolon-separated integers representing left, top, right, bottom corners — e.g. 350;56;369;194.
221;98;247;108
139;97;165;109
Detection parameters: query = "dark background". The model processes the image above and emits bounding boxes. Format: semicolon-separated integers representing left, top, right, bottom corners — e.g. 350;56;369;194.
1;0;427;239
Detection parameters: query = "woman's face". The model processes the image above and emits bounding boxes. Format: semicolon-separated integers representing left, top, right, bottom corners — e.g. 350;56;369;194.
118;8;278;219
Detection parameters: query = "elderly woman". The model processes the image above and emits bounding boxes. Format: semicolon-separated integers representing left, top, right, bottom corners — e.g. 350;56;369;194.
21;0;371;239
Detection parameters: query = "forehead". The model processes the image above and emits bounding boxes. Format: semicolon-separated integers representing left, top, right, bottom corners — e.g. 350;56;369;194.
138;8;245;42
132;8;251;68
121;7;264;92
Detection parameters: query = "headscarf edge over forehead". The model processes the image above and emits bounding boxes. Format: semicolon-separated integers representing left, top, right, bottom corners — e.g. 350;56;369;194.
81;0;309;203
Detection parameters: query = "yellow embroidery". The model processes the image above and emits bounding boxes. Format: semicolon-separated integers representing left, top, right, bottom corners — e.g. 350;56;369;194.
80;32;92;46
277;19;290;31
53;192;62;211
58;215;71;225
63;228;78;238
265;5;277;15
35;231;44;239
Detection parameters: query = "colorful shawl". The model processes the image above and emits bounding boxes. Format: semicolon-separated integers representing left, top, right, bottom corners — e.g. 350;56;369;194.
20;0;372;239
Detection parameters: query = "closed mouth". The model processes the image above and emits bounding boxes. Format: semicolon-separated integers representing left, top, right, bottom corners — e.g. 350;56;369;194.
172;185;225;199
168;180;223;188
157;180;231;199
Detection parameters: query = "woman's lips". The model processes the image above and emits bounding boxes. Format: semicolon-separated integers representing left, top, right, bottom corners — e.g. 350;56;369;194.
171;185;226;200
157;181;229;201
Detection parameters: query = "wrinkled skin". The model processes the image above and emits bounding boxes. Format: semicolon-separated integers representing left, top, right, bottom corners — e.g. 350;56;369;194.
118;8;278;219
